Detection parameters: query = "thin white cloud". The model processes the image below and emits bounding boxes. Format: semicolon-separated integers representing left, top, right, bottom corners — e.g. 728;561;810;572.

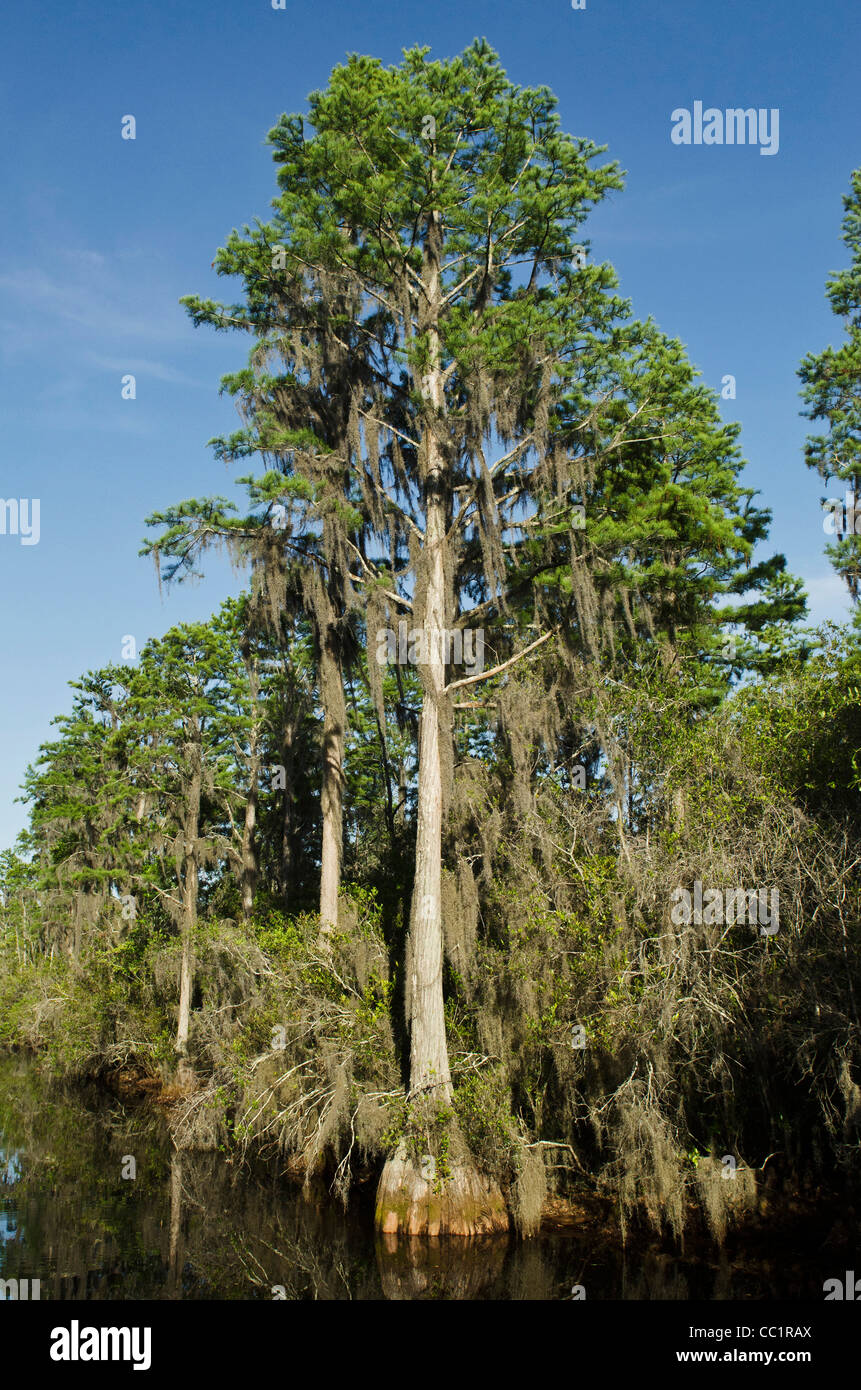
63;248;107;269
0;265;188;343
84;354;206;388
801;572;853;627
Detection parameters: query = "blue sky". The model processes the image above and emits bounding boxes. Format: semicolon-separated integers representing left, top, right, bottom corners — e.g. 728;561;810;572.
0;0;858;849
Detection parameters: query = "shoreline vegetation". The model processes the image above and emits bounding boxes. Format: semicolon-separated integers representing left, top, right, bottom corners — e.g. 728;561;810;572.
3;1054;849;1301
2;43;860;1246
2;624;860;1249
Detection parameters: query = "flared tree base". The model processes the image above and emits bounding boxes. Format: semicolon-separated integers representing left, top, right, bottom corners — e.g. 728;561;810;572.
174;1054;196;1093
375;1143;510;1237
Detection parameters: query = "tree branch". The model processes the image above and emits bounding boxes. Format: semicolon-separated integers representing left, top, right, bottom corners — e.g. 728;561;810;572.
445;627;557;692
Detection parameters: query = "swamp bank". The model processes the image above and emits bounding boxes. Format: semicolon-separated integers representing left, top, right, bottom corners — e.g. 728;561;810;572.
0;1053;855;1300
3;615;861;1263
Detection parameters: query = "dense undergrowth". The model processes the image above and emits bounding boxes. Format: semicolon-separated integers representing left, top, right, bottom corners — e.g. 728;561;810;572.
3;639;859;1246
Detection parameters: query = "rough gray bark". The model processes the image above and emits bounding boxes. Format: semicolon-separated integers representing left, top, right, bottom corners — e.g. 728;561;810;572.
240;647;261;923
280;722;295;896
241;772;258;923
375;1143;509;1237
318;603;346;945
175;741;200;1085
407;447;451;1101
375;209;508;1235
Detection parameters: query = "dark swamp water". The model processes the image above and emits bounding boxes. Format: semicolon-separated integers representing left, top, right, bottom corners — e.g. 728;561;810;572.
0;1056;850;1301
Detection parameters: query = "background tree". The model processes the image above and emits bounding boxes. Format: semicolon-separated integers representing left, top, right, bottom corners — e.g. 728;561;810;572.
152;243;379;942
800;167;861;603
0;849;40;967
118;619;247;1080
20;670;132;961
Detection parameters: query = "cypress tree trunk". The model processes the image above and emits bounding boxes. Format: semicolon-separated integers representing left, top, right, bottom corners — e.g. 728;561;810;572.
241;767;258;923
280;722;295;897
319;740;343;937
241;643;260;922
660;627;687;833
375;210;508;1235
72;894;82;959
176;851;195;1082
318;616;345;944
175;751;200;1086
396;760;407;824
408;472;450;1100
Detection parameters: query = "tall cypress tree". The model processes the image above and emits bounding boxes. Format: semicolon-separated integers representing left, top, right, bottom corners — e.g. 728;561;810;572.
147;41;801;1231
251;41;638;1232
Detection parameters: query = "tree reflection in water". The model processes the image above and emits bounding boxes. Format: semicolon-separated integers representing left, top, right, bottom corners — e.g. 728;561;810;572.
0;1056;835;1301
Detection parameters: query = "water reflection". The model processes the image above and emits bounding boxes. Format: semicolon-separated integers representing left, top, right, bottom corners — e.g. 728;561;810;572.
375;1233;508;1299
0;1056;848;1300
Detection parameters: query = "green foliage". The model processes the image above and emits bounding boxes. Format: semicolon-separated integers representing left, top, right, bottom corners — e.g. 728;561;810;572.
454;1071;519;1181
799;168;861;601
2;47;859;1247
